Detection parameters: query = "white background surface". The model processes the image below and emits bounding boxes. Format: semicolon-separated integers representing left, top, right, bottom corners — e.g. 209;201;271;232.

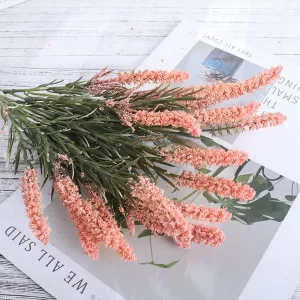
1;0;300;299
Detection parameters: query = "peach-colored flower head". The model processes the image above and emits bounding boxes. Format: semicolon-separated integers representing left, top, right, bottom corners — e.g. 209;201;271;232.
53;176;136;261
181;66;282;109
125;210;135;236
190;223;225;247
87;69;190;95
131;110;201;137
116;70;190;85
232;112;287;131
53;177;101;259
87;186;136;261
89;68;113;85
86;68;123;96
129;176;192;247
195;102;261;125
57;154;73;165
21;168;50;245
160;147;248;168
177;202;232;223
105;93;138;130
177;171;255;201
53;154;73;177
1;107;8;117
86;82;123;96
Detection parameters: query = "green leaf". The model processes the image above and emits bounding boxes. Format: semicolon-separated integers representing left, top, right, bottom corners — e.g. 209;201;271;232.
249;175;273;195
269;200;291;222
140;261;153;265
120;219;128;229
212;166;227;177
41;175;49;189
229;193;272;224
139;260;179;268
180;190;198;202
199;168;211;174
235;174;252;184
121;218;142;228
138;229;153;238
14;147;21;175
137;229;164;238
233;161;249;181
200;136;220;147
203;191;219;203
285;195;297;201
50;186;55;201
230;193;291;224
244;193;271;208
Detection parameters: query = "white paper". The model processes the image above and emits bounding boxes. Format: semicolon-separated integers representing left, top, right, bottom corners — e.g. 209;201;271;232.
1;21;300;300
138;20;300;300
0;189;126;300
0;0;27;11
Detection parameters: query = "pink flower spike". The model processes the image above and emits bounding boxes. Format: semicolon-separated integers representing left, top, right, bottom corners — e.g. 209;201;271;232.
125;210;136;236
131;110;201;137
190;223;225;247
79;236;100;260
181;66;282;109
87;187;136;262
20;168;50;245
177;202;232;223
86;68;123;96
53;177;103;259
117;70;190;85
86;81;123;96
89;68;113;85
130;176;192;247
177;171;255;201
195;102;261;125
160;147;248;168
233;112;287;131
53;177;136;261
57;154;73;165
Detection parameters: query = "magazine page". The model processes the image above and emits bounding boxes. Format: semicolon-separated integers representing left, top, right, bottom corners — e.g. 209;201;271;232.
1;21;300;300
137;20;300;300
0;189;125;300
138;21;300;184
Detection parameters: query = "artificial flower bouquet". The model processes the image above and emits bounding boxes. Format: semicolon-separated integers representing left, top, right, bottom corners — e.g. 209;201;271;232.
0;66;286;263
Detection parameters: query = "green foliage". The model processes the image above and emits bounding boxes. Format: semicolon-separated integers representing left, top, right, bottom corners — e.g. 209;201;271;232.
198;168;211;174
249;175;273;195
235;174;252;184
138;229;153;238
0;77;293;236
199;136;220;147
203;163;292;225
1;72;292;269
138;229;164;238
231;193;290;224
0;79;203;216
202;125;241;136
204;190;291;225
203;191;219;204
139;260;179;268
285;195;297;201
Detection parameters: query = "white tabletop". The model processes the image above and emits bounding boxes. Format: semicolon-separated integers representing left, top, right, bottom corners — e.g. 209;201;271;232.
1;0;300;299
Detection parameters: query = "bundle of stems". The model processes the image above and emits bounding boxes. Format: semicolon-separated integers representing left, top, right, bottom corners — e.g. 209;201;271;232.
0;67;286;261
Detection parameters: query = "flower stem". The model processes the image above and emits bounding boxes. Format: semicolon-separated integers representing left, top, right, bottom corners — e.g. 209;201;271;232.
149;236;154;262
